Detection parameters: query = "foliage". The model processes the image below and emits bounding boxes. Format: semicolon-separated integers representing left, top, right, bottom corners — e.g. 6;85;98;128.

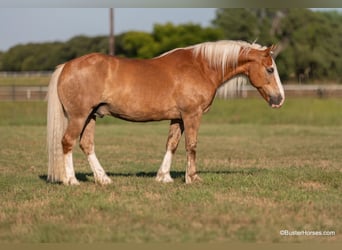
213;8;272;43
0;9;340;83
115;22;223;58
0;23;222;71
212;8;342;82
151;22;224;55
0;51;3;69
0;36;109;71
117;31;157;58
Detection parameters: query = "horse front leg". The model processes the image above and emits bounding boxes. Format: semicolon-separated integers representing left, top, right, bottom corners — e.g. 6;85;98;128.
156;119;184;183
183;112;203;184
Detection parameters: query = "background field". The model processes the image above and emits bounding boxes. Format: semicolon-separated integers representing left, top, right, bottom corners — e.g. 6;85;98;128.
0;98;341;243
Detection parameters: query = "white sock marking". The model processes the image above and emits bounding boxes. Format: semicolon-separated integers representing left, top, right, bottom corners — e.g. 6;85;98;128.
160;150;172;173
64;152;79;185
88;153;112;184
156;150;173;183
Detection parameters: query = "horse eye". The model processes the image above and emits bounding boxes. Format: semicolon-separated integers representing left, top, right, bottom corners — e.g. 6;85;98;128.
267;67;274;74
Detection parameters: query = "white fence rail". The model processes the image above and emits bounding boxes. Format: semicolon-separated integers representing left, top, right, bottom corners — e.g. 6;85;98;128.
216;84;342;99
0;71;52;77
0;84;342;101
0;86;48;101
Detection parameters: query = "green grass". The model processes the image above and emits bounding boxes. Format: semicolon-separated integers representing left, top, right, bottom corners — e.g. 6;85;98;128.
0;75;50;86
0;98;341;243
1;98;342;126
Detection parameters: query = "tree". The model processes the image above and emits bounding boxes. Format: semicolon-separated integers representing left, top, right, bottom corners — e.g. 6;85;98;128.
279;9;342;81
116;23;223;59
152;22;224;55
1;10;340;83
213;9;260;42
213;8;342;83
117;31;157;58
0;51;4;70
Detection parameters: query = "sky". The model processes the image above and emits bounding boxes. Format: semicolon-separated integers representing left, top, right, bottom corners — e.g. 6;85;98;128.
0;8;217;51
1;8;341;52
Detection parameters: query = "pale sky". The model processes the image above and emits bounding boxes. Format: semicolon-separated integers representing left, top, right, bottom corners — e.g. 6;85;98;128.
1;8;340;51
0;8;217;51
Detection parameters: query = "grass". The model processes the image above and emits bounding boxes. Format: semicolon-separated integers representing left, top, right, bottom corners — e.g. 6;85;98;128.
0;98;341;243
1;98;342;126
0;75;50;86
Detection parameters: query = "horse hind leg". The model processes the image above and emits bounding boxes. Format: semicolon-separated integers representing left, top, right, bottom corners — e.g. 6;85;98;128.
61;118;85;185
79;116;112;185
156;119;184;183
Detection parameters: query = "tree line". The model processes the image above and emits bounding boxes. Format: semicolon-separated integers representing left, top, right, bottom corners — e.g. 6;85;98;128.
0;8;341;83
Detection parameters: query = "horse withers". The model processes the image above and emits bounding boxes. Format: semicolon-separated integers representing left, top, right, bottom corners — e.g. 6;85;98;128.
47;40;285;185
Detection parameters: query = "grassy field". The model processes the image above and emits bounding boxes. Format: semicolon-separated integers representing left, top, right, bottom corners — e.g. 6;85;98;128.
0;98;341;243
0;74;51;86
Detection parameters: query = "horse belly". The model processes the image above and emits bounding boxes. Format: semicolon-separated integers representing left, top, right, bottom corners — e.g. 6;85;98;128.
104;94;180;122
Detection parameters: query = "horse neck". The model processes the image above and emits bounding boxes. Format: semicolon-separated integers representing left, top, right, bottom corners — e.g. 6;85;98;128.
204;61;248;91
221;63;249;87
195;51;251;89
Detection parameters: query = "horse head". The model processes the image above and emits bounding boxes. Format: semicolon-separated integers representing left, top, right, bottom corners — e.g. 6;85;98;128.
246;45;285;108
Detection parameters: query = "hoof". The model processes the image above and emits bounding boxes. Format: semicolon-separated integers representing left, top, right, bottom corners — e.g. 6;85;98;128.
63;177;80;186
156;172;174;183
185;174;202;184
95;175;113;186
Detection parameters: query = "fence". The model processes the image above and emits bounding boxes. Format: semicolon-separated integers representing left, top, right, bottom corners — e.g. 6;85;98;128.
0;86;48;101
0;71;52;77
1;84;342;102
216;83;342;99
1;71;342;101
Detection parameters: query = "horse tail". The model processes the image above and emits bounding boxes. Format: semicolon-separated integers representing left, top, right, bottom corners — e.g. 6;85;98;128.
47;64;67;183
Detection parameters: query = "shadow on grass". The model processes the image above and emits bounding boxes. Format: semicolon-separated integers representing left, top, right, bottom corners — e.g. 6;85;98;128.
39;168;265;184
38;171;184;183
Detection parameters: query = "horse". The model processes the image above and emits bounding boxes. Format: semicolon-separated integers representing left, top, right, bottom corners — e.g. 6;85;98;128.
47;40;285;185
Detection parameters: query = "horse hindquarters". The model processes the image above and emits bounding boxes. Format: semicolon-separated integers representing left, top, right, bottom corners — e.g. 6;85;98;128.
50;64;114;185
47;64;81;185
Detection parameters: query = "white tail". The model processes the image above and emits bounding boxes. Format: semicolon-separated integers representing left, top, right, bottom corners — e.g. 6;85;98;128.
47;64;67;183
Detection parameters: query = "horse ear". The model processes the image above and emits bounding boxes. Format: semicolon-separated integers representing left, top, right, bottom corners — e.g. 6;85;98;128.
264;45;277;57
271;44;280;58
270;44;278;55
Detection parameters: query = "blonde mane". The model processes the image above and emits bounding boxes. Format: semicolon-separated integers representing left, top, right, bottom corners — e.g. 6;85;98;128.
156;40;267;98
157;41;265;74
190;40;266;99
191;40;265;75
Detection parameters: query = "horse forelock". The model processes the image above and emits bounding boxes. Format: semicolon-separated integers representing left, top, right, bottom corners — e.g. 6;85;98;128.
191;40;265;76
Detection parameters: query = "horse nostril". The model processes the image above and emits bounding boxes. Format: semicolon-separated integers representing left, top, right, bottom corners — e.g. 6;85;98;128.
269;95;283;107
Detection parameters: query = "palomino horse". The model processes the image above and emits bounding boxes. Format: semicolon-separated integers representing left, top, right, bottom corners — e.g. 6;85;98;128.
47;40;285;185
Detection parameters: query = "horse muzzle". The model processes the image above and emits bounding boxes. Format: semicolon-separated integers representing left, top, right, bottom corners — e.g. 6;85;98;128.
269;94;284;108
